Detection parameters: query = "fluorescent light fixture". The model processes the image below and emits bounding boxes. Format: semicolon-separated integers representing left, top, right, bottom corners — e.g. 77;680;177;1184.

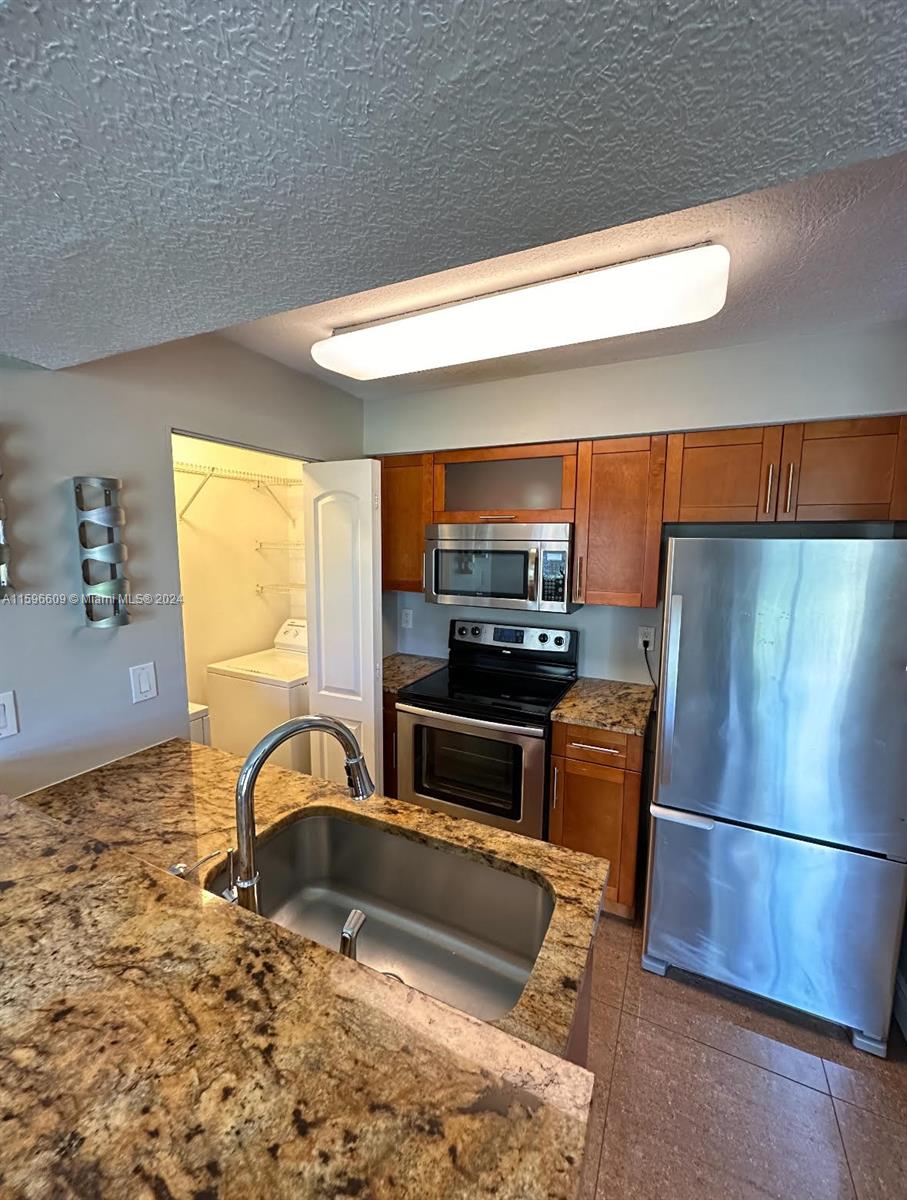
311;244;730;381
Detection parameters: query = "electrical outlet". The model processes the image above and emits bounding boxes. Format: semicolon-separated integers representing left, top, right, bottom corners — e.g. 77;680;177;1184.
401;608;413;629
638;626;656;651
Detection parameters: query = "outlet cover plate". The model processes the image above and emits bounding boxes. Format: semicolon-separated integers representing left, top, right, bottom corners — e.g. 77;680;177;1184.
401;608;413;629
638;626;656;651
129;662;158;704
0;690;19;738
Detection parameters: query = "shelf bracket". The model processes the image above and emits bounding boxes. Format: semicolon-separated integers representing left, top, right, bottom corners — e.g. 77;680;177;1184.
254;481;295;524
179;470;214;520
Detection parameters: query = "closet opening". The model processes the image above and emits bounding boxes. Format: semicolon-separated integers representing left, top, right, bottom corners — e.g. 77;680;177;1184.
170;431;311;772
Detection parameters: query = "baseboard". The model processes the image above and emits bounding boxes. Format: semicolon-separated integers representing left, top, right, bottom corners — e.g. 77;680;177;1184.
894;970;907;1040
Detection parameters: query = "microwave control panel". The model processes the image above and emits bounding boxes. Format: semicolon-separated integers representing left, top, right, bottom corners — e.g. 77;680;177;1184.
540;549;568;603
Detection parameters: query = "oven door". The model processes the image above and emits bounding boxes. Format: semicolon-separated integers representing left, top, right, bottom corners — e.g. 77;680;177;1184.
395;704;546;839
425;538;539;610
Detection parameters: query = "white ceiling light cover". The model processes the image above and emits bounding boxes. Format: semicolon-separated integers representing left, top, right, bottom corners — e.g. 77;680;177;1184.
311;244;731;380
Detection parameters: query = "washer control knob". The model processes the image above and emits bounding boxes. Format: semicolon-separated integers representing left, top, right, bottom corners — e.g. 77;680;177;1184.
457;625;468;636
554;635;565;647
537;633;549;644
471;626;482;636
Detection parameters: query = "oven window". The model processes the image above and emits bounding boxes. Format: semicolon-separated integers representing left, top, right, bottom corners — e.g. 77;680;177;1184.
435;549;528;600
414;725;522;820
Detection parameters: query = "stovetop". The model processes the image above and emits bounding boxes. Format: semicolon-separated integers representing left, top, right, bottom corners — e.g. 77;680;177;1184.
397;665;575;726
396;619;578;727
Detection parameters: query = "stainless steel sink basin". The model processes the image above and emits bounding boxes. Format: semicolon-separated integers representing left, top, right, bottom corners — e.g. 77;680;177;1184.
209;813;553;1020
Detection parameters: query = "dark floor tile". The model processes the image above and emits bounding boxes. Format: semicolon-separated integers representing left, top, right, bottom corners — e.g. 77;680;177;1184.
835;1098;907;1199
576;1000;620;1200
623;929;829;1091
596;1013;854;1199
590;914;633;1009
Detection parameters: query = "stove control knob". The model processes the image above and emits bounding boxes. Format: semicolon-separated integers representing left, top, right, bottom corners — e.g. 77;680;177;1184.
537;633;549;644
471;626;481;637
554;635;565;647
457;625;468;636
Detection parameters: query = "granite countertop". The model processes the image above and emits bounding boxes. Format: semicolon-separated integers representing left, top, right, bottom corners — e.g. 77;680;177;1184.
382;652;446;694
0;796;592;1199
552;677;655;737
26;740;608;1056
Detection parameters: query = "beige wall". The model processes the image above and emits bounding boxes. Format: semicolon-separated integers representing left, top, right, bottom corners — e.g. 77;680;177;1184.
0;335;361;798
363;322;907;453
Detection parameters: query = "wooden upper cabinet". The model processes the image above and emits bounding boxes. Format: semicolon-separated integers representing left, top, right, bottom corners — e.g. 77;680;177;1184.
778;417;907;522
663;426;784;523
573;435;666;607
432;442;578;523
380;453;433;592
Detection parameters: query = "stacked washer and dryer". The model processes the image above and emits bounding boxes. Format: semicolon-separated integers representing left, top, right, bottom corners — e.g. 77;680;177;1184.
206;617;311;772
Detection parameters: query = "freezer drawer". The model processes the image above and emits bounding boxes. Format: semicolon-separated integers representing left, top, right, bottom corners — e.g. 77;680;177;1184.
644;809;907;1043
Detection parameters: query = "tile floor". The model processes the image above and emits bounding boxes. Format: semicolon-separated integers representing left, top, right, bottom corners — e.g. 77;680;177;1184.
577;916;907;1199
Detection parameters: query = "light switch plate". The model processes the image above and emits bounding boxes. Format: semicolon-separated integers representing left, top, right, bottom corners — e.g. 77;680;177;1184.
0;690;19;738
129;662;158;704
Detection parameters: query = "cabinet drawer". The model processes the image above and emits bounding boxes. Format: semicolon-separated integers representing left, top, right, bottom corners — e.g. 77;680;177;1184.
553;722;642;770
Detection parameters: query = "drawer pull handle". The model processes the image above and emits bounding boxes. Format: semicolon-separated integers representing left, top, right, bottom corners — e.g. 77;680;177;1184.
571;742;621;755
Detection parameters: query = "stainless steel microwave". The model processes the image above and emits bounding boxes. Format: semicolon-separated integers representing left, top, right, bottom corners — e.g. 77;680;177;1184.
424;523;580;612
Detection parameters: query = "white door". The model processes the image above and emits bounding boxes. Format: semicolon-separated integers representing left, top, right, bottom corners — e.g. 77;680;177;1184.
303;459;383;788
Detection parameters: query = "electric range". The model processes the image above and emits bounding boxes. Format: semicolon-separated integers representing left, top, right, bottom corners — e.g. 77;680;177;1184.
395;619;578;838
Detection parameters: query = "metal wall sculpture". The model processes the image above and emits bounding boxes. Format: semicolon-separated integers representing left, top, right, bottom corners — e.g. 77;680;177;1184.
73;476;130;627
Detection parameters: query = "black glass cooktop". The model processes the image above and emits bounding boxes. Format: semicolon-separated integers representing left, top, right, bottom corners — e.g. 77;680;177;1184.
398;666;573;726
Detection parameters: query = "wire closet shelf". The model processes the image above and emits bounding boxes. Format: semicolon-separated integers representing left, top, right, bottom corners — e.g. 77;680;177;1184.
174;460;302;522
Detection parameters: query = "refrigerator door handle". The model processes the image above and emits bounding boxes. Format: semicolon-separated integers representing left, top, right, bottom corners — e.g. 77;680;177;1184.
660;593;683;786
650;803;715;831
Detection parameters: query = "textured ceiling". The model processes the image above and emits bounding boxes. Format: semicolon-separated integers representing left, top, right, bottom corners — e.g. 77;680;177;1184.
1;1;906;370
225;152;907;398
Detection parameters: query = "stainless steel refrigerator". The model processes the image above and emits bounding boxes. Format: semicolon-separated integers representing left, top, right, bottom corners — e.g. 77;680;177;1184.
643;536;907;1056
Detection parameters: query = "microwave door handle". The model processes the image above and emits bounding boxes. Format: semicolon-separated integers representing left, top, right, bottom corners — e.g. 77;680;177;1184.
527;548;539;603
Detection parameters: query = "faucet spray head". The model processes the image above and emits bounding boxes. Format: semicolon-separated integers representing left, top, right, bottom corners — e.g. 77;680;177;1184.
345;753;375;800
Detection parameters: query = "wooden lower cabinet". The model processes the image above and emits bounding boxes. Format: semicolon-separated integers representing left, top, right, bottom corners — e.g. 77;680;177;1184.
549;724;643;917
382;696;398;798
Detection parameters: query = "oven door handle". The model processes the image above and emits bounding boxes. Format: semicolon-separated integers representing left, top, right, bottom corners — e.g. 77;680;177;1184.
395;703;546;740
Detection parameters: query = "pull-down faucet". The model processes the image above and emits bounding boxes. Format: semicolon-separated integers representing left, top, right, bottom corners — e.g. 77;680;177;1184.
234;715;375;914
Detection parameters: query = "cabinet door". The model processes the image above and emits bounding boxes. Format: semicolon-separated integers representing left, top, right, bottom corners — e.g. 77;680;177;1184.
573;435;665;607
432;442;577;523
382;698;398;798
778;417;907;522
550;755;640;911
381;454;433;591
663;426;783;523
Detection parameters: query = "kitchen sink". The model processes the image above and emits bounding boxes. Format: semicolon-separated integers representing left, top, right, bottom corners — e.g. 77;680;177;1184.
208;813;554;1020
